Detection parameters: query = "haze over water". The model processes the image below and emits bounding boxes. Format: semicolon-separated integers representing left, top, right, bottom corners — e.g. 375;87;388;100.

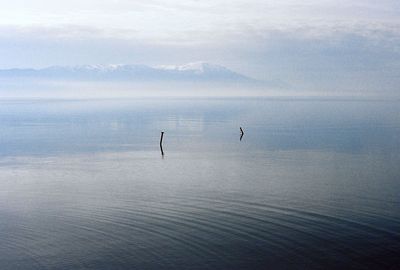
0;98;399;269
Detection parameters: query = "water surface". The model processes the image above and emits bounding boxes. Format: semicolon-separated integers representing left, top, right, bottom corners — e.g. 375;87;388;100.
0;98;399;269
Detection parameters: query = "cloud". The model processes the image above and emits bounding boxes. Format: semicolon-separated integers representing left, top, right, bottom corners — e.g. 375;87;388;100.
1;0;400;40
0;0;399;94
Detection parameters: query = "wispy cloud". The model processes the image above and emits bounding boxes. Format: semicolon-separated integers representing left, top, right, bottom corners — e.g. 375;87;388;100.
1;0;399;41
0;0;399;94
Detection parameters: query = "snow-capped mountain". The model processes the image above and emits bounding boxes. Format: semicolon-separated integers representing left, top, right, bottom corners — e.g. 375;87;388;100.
0;62;256;83
157;62;234;74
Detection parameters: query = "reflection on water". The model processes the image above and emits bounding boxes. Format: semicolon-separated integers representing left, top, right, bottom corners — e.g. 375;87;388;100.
0;98;399;269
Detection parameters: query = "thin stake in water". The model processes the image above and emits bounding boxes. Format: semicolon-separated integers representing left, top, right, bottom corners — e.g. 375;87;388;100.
160;131;164;156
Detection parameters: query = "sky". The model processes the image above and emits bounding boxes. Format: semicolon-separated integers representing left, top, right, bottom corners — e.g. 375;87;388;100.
0;0;400;94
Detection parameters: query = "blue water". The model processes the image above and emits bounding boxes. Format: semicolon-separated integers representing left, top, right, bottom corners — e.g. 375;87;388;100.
0;98;399;269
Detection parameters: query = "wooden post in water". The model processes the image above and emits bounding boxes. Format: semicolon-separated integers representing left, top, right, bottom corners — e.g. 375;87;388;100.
240;127;244;141
160;131;164;156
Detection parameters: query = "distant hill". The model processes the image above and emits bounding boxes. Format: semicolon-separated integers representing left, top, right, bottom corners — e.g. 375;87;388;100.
0;62;259;83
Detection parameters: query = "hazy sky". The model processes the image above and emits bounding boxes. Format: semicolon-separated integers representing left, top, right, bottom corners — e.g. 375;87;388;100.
1;0;400;92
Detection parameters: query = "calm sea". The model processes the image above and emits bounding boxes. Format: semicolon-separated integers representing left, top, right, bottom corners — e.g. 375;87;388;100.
0;98;399;269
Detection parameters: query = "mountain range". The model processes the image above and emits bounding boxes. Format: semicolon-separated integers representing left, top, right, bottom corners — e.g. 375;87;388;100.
0;62;258;83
